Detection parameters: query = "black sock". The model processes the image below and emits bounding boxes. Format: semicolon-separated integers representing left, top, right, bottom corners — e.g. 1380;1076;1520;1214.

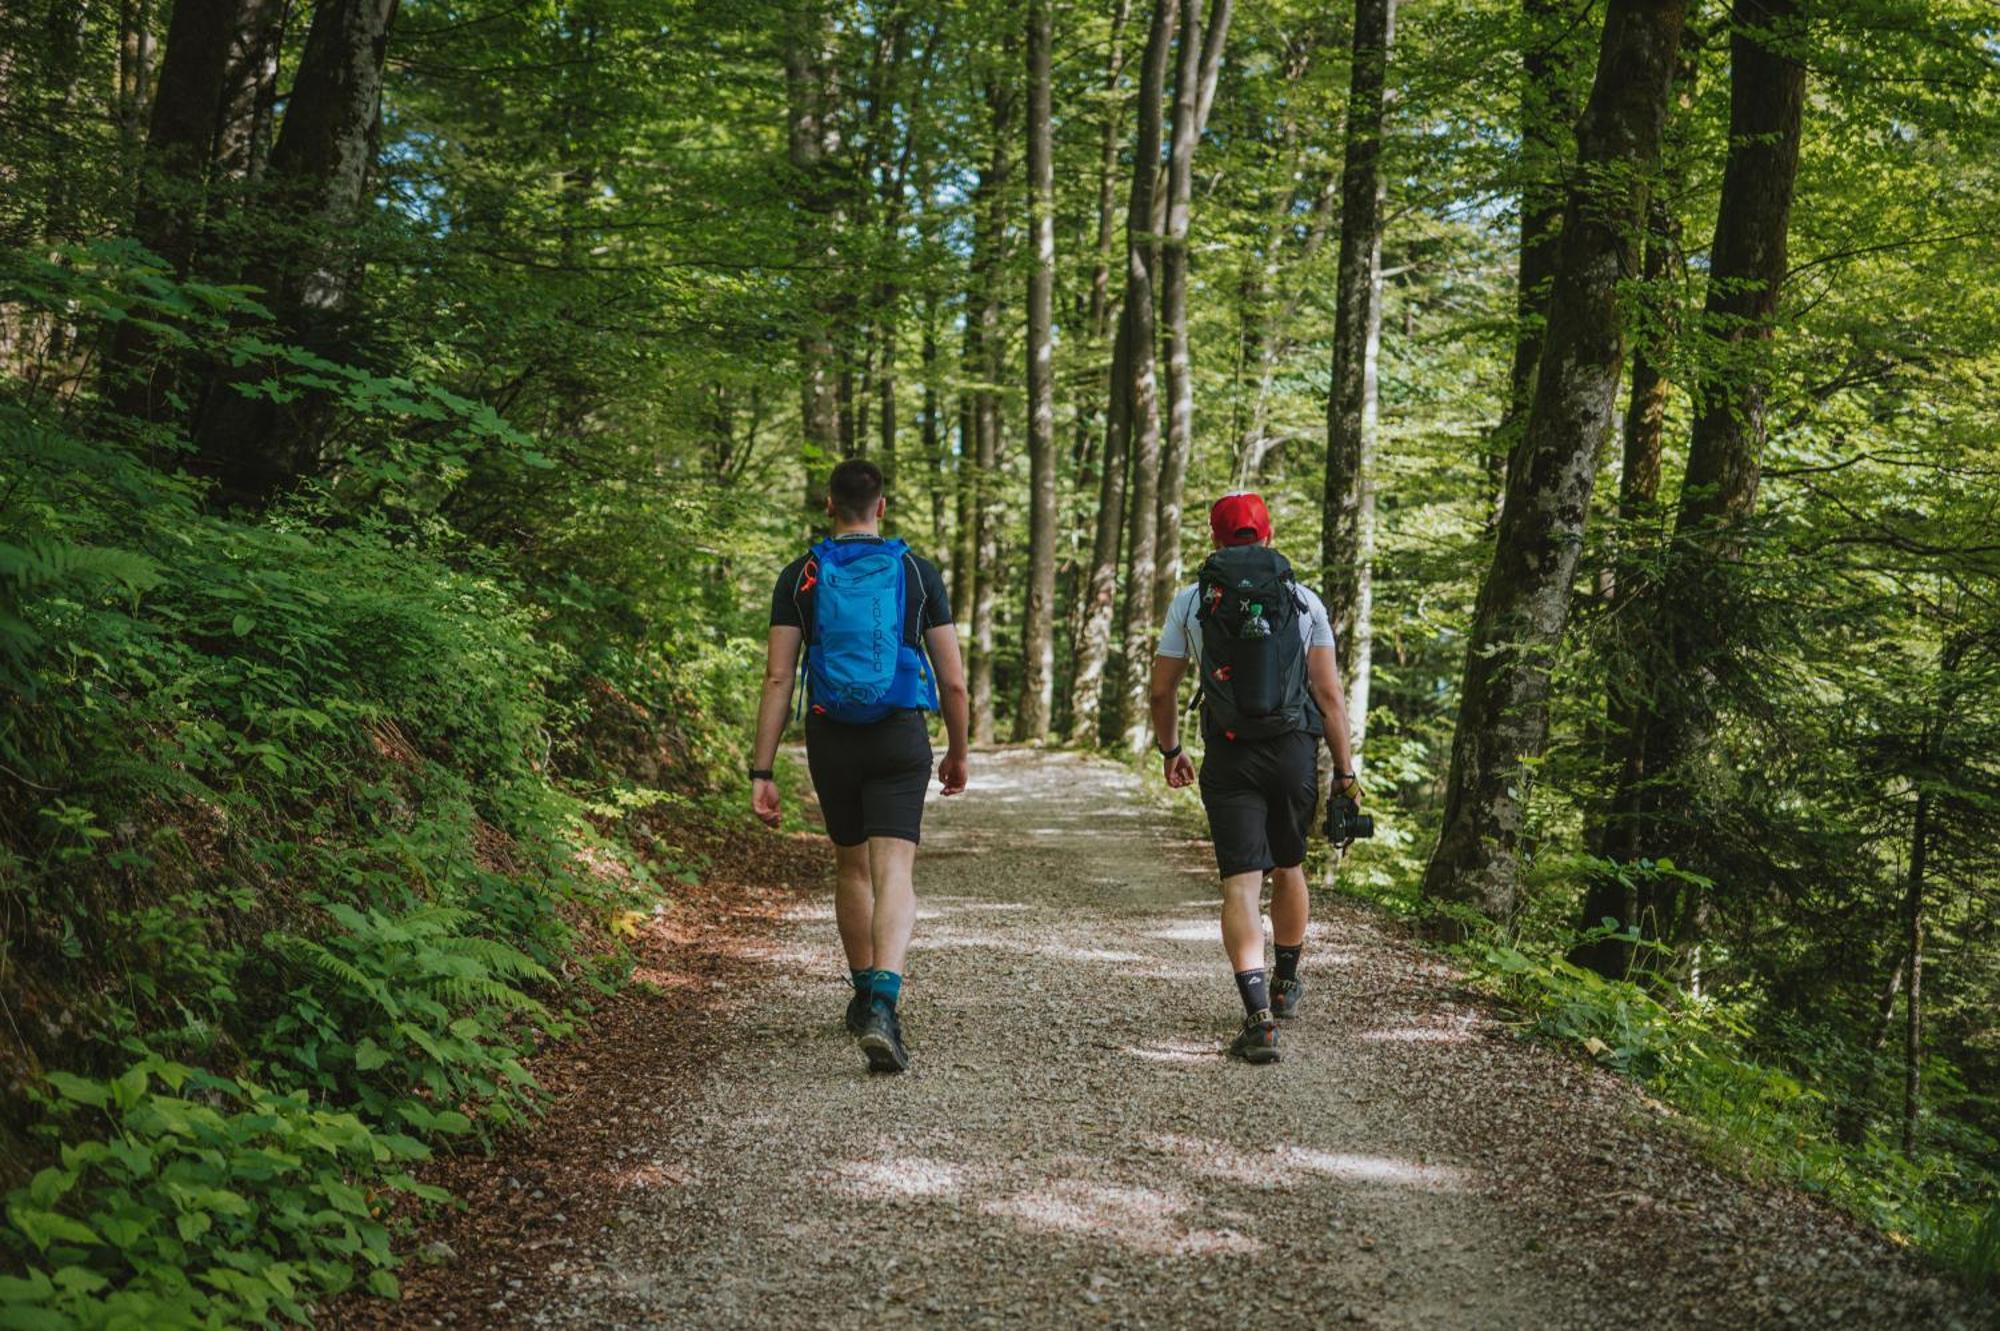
1274;943;1303;984
1234;968;1270;1017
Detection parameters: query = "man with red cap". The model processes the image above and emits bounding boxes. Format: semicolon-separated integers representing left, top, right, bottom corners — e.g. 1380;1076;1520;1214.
1148;492;1361;1062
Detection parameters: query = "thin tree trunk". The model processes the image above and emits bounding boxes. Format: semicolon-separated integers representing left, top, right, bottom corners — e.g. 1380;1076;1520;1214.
1322;0;1395;764
1420;0;1690;930
1153;0;1232;618
1070;0;1132;484
1087;0;1134;345
1069;318;1132;745
1488;0;1586;525
1111;0;1177;749
1018;0;1059;742
954;386;977;624
970;77;1015;745
785;8;842;519
921;309;949;560
1902;789;1926;1156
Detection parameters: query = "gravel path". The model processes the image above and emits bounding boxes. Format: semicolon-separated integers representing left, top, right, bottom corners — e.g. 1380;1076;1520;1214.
519;749;1980;1330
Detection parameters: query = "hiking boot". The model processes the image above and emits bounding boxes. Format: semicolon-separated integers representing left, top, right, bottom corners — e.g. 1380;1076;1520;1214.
1270;975;1305;1020
857;999;911;1074
844;989;871;1037
1229;1011;1280;1064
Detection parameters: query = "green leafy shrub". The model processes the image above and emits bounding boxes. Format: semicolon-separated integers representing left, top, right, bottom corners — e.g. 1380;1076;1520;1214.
1;250;685;1326
262;901;560;1140
2;1055;446;1328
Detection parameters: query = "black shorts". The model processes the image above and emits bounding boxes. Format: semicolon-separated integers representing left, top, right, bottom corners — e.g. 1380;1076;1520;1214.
805;710;934;846
1197;729;1318;877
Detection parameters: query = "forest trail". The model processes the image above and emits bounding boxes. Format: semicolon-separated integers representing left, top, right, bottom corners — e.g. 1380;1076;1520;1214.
504;750;1965;1330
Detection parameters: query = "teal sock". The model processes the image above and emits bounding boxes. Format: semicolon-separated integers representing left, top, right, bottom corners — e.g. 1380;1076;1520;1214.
871;970;903;1006
850;968;873;994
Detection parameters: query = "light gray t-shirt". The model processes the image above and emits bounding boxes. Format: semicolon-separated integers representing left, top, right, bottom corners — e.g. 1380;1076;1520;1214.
1155;581;1338;664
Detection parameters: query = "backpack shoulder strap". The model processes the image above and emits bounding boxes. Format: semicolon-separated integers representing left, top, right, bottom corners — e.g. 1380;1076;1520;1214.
902;549;928;647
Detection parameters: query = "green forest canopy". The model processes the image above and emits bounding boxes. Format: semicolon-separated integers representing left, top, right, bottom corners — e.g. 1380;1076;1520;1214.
1;0;1997;1323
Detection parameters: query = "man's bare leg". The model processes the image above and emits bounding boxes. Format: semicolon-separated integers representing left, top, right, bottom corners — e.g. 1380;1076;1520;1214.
866;836;918;977
1268;864;1308;948
1221;870;1267;974
856;836;919;1073
833;842;875;972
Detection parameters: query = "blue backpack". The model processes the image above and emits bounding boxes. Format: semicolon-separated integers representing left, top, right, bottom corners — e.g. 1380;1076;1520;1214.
797;537;939;724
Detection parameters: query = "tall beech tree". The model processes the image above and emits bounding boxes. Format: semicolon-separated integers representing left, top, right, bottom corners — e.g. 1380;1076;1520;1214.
1592;0;1809;959
1018;0;1058;742
1574;26;1702;978
1111;0;1177;749
1063;0;1133;744
1321;0;1395;759
1421;0;1690;928
785;5;843;519
1073;0;1173;747
1153;0;1232;617
1488;0;1589;521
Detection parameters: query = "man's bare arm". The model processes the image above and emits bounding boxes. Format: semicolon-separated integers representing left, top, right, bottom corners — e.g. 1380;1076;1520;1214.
1306;645;1359;793
1149;654;1190;752
749;626;803;826
924;624;970;794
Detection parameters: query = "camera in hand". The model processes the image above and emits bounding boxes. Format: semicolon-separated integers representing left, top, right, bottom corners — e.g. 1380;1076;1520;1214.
1325;795;1374;844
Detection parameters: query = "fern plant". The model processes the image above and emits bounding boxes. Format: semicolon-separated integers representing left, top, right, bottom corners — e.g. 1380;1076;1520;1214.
262;899;556;1139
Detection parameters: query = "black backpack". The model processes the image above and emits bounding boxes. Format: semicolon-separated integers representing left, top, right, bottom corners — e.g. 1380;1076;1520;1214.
1193;546;1320;743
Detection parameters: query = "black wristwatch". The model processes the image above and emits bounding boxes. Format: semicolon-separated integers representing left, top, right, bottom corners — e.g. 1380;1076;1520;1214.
1159;743;1183;760
748;766;774;781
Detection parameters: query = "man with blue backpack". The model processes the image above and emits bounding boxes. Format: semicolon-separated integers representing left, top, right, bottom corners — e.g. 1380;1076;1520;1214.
748;459;969;1074
1148;493;1361;1064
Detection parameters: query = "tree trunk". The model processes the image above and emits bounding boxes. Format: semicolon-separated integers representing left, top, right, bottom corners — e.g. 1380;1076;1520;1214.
1110;0;1176;749
1902;788;1926;1157
1069;318;1132;745
785;8;842;520
953;386;977;623
1610;0;1807;946
970;78;1015;746
215;0;289;183
921;310;949;559
111;0;247;419
1321;0;1394;764
1419;0;1689;930
1087;0;1134;345
1018;0;1059;742
116;0;153;187
1070;0;1132;480
1488;0;1586;525
1573;25;1699;976
1153;0;1232;618
189;0;402;507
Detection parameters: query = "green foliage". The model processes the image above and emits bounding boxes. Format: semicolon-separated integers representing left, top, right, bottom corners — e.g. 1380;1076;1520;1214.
0;248;702;1323
263;900;558;1139
1;1055;446;1329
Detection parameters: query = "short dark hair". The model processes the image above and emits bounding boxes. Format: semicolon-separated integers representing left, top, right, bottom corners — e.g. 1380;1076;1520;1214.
828;458;885;522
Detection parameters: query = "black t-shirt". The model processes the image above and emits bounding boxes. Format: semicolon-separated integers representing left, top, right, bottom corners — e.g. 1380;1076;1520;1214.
770;535;953;642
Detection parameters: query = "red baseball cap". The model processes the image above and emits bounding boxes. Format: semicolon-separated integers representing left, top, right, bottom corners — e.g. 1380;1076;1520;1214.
1209;492;1272;546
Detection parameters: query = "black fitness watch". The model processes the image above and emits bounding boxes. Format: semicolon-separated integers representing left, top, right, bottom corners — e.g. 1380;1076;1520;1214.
1159;743;1183;760
748;766;774;781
